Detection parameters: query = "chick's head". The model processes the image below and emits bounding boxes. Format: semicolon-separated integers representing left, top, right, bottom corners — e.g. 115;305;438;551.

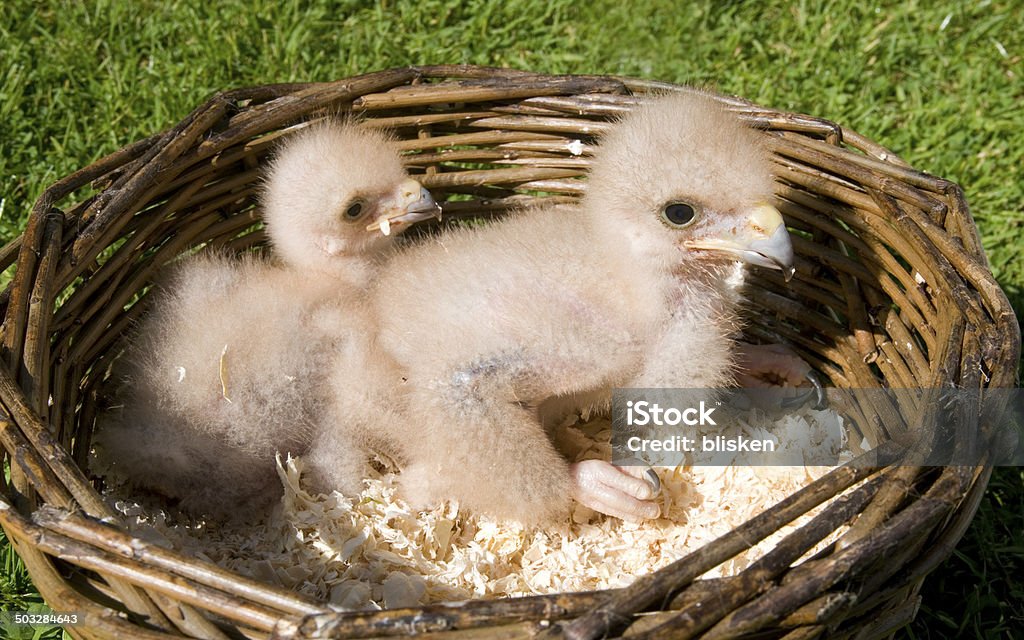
584;91;793;279
262;121;439;274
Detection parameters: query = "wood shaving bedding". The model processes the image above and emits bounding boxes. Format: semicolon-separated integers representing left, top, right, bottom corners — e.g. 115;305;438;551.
108;404;853;611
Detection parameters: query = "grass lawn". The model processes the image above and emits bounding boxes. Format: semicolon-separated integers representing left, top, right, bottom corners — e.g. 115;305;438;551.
1;1;1021;638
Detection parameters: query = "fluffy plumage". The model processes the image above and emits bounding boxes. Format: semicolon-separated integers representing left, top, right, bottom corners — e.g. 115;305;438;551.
93;120;438;519
94;255;356;515
368;91;795;525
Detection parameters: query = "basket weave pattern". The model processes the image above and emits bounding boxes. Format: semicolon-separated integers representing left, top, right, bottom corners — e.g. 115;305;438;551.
0;66;1018;639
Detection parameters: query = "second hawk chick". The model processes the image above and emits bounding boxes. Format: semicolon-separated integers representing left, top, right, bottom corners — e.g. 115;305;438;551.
93;121;439;519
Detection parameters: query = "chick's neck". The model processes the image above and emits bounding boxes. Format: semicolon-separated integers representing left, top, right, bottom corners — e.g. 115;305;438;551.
299;252;381;290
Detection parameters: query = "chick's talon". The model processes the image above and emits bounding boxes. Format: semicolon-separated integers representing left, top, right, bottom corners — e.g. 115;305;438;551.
569;460;661;522
779;371;827;410
615;456;662;495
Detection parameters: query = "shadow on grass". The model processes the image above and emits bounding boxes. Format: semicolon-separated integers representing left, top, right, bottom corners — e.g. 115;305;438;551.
905;466;1024;639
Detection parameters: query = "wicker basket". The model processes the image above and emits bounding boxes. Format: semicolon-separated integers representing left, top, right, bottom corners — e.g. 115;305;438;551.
0;66;1018;640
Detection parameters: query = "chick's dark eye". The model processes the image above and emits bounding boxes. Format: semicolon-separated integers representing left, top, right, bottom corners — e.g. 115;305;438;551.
662;202;696;227
344;201;364;219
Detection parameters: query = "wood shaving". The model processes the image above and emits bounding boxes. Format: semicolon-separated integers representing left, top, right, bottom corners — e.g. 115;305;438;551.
218;344;231;402
108;404;852;610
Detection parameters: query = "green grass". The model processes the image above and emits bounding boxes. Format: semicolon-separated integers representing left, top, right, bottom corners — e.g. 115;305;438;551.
1;467;66;639
1;1;1021;638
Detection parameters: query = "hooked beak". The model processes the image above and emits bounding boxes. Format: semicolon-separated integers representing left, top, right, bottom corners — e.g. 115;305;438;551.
366;178;442;237
684;203;796;281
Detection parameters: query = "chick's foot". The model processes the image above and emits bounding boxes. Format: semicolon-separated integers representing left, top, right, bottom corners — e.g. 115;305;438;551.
734;342;826;409
569;459;660;522
735;342;812;386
